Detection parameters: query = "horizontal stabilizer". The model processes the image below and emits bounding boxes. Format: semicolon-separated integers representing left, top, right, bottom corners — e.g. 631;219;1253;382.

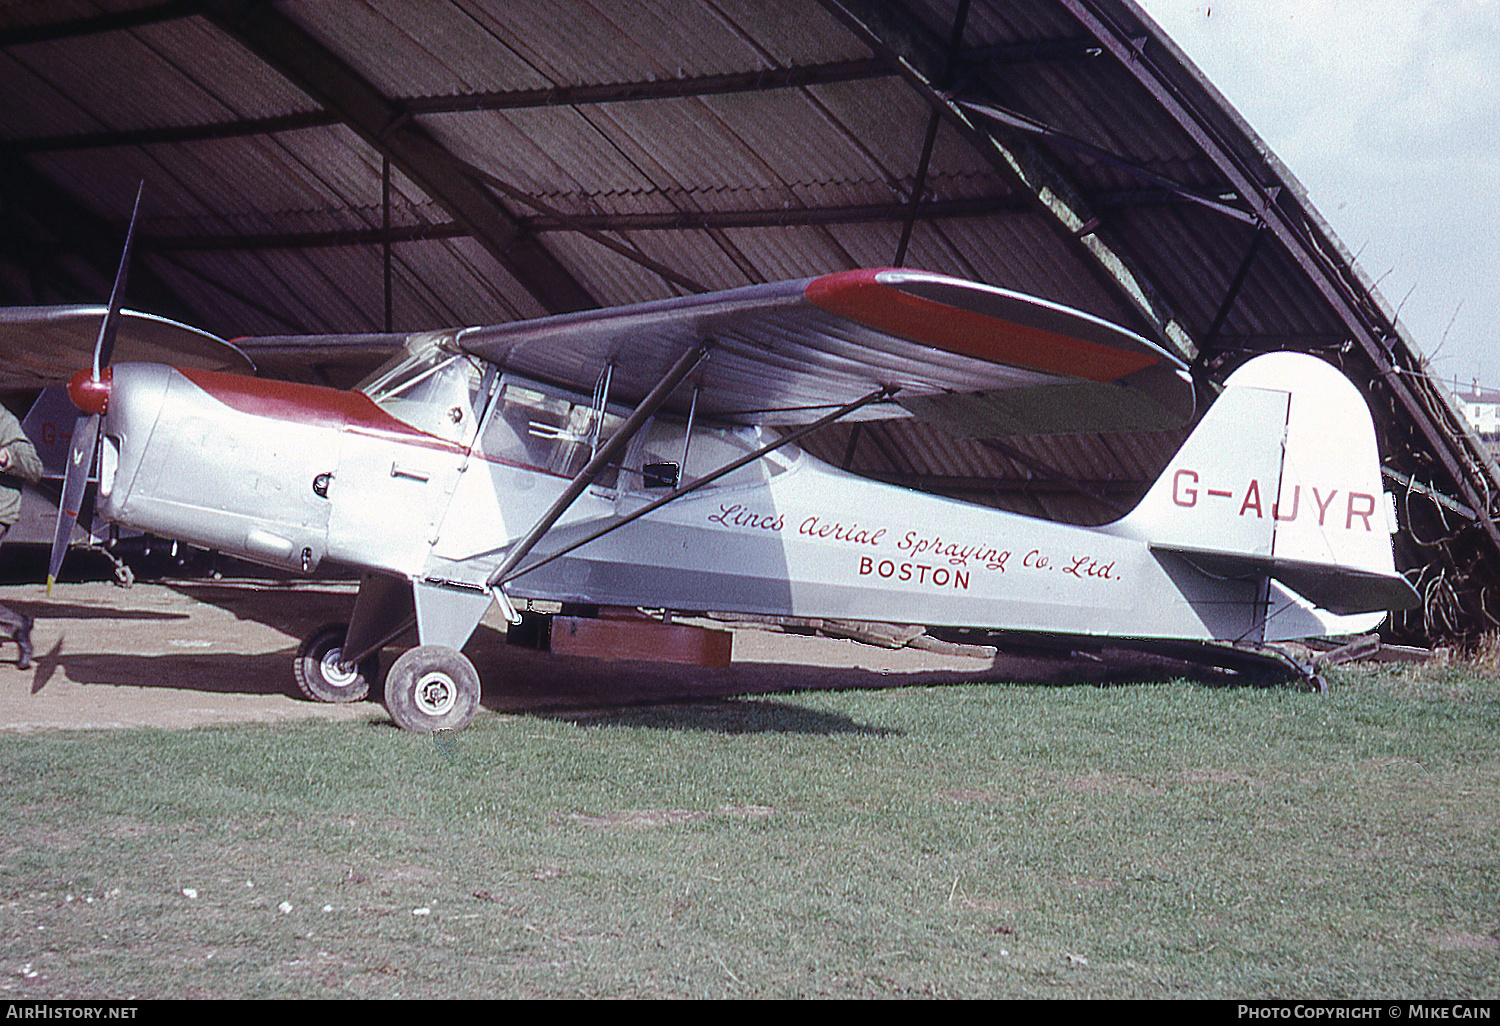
1152;545;1419;615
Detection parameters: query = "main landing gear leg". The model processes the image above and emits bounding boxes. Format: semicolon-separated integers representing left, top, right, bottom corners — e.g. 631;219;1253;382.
384;645;481;732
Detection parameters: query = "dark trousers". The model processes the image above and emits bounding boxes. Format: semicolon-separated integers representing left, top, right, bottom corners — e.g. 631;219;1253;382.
0;525;25;637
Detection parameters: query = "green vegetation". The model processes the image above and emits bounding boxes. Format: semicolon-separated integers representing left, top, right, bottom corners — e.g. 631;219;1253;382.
1;663;1497;998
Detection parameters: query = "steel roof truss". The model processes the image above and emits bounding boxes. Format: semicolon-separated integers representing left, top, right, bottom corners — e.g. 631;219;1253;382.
819;0;1194;359
8;59;892;156
0;1;193;48
199;0;595;315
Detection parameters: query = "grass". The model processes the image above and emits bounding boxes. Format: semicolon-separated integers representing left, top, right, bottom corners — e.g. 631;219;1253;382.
1;662;1497;998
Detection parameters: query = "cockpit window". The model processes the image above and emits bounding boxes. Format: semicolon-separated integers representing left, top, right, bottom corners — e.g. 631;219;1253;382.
472;373;800;489
480;377;623;483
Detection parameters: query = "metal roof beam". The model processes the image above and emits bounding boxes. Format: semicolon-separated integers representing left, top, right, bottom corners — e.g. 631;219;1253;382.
956;98;1257;224
536;196;1032;232
10;38;1109;158
1090;187;1244;211
138;196;1033;251
11;111;339;155
198;0;595;315
894;0;971;267
818;0;1195;358
0;1;193;48
402;57;893;114
10;58;891;155
5;37;1107;158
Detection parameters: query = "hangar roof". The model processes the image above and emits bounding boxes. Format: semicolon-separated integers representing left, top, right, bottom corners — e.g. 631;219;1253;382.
0;0;1494;639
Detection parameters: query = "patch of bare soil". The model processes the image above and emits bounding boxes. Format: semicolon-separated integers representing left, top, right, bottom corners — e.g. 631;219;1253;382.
1432;932;1500;951
1064;771;1158;795
567;805;775;829
0;580;1002;732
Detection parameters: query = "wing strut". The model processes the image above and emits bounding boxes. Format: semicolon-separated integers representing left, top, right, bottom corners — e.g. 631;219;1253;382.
494;385;897;590
485;343;709;619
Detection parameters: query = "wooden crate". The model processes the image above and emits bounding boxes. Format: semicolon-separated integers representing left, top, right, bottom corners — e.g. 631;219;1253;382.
549;615;733;667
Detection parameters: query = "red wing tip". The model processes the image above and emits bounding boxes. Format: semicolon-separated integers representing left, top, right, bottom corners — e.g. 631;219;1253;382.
803;268;1161;383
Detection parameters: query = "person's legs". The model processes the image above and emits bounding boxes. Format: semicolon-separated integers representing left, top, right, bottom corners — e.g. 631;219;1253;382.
0;528;31;668
0;604;31;669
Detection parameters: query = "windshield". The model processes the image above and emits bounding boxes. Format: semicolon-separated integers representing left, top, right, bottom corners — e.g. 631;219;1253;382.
358;331;486;444
357;330;460;399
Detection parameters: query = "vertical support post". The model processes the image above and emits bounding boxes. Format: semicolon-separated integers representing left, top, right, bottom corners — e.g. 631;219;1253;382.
1200;225;1265;358
679;384;700;480
893;0;970;267
382;155;393;332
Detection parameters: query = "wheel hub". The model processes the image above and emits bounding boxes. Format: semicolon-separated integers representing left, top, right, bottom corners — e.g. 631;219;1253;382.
414;671;457;716
319;647;361;689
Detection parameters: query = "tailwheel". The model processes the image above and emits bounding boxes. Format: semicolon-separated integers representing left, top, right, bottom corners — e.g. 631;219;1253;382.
294;623;379;703
384;645;481;732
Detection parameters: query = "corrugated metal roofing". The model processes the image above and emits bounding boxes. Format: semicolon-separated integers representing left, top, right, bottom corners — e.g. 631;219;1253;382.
0;0;1494;640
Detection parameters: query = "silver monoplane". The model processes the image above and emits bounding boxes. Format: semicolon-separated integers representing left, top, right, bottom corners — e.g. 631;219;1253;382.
15;198;1417;731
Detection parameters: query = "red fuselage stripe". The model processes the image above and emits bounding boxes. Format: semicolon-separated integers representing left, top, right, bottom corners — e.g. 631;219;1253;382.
804;269;1159;382
175;368;588;471
175;367;463;452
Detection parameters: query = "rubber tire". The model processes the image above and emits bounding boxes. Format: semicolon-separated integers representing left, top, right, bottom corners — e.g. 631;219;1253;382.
384;645;481;732
294;623;378;704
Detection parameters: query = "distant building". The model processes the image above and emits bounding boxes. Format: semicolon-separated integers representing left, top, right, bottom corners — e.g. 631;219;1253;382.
1450;380;1500;455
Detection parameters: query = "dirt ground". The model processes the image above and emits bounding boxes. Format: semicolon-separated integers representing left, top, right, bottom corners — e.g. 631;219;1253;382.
0;579;1007;731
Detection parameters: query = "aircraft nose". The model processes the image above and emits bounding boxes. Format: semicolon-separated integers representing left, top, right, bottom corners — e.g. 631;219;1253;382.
67;366;113;415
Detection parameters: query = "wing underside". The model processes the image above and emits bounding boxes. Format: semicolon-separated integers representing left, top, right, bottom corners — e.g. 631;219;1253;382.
457;268;1194;434
0;306;252;388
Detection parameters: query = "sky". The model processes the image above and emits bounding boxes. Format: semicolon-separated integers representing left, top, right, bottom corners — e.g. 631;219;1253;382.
1133;0;1500;391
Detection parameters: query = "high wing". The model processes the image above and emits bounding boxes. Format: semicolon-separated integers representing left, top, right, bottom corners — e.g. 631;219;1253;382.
0;306;252;389
456;268;1194;434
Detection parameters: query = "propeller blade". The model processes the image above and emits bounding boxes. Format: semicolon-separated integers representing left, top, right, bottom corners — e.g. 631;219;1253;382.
93;181;144;380
46;413;98;594
48;183;142;593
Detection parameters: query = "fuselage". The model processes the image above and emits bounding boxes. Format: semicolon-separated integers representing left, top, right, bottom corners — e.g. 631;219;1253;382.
93;352;1370;647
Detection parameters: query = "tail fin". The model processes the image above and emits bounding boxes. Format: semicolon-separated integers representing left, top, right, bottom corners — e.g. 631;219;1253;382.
21;386;76;479
1118;352;1416;616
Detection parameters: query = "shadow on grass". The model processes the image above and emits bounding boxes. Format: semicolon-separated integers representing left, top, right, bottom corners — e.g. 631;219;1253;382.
536;697;901;736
